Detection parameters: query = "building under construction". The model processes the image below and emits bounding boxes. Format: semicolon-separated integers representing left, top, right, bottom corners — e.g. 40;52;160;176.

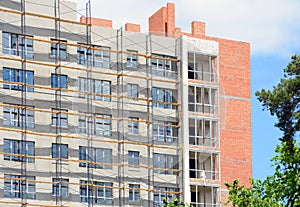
0;0;252;206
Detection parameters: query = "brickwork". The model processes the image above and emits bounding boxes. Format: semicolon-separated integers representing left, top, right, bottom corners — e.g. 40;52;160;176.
191;21;206;37
80;16;112;28
149;3;175;37
148;2;252;204
125;23;141;32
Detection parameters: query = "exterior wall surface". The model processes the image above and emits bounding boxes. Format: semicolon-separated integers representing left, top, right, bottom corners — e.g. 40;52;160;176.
0;1;251;207
147;2;252;206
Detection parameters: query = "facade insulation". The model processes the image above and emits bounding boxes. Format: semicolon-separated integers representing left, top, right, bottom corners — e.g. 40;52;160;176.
0;1;251;207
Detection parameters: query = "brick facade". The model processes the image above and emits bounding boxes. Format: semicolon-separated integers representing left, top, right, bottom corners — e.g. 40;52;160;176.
80;16;113;28
125;23;141;33
148;2;252;203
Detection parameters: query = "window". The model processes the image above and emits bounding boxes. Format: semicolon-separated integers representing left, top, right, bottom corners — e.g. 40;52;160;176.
3;67;34;92
2;32;33;58
52;143;68;159
52;178;68;197
190;186;219;207
78;78;111;101
152;87;172;109
129;184;140;202
127;84;138;98
154;187;177;207
78;112;94;134
128;117;139;135
126;50;138;68
189;118;218;146
77;44;110;68
128;151;139;166
51;74;67;89
3;104;34;128
79;146;112;169
95;114;112;136
153;153;177;175
50;39;67;59
188;53;217;82
189;151;219;180
4;139;34;163
153;121;178;143
188;86;217;114
80;181;113;204
151;54;176;77
4;174;35;199
51;108;68;128
78;113;112;136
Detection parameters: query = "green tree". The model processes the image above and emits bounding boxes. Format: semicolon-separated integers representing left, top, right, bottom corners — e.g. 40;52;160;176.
162;198;192;207
226;55;300;207
256;55;300;146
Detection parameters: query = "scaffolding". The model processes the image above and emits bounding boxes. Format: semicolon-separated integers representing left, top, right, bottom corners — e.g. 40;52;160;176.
0;0;183;207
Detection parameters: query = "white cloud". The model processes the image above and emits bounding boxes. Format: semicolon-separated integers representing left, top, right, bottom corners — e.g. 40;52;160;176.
76;0;300;55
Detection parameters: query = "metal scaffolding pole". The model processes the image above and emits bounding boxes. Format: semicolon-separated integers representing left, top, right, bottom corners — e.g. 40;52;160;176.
84;1;93;207
146;33;154;207
20;0;27;206
53;0;63;206
117;27;125;207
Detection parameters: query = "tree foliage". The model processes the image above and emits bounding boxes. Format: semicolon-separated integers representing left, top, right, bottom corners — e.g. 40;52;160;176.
255;55;300;145
162;198;191;207
226;55;300;207
226;142;300;207
225;179;282;207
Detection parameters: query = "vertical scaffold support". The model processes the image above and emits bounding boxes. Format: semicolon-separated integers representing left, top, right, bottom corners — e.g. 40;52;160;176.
84;1;93;207
116;27;125;207
54;0;63;206
146;34;154;207
20;0;27;206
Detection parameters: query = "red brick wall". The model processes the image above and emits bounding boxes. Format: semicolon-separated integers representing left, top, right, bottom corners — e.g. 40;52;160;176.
125;23;141;32
80;16;112;28
166;3;175;37
147;3;251;205
149;3;175;37
208;37;251;204
191;21;206;37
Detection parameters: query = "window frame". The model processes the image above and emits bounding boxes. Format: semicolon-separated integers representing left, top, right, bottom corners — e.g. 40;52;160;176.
126;50;138;68
154;187;177;207
129;184;140;203
153;153;178;175
128;151;139;166
51;108;68;128
52;143;68;159
2;32;33;58
128;117;139;135
127;83;138;99
151;54;176;77
51;73;68;89
188;118;219;147
78;77;111;101
77;44;110;69
80;180;113;204
4;174;36;199
152;121;177;143
95;114;112;136
3;104;34;129
3;67;34;92
4;139;35;163
187;52;218;82
79;146;112;169
152;87;173;109
188;85;218;114
50;39;67;59
52;178;69;198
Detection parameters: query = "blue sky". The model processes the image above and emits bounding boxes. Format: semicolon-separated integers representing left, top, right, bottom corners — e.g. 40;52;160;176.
77;0;300;180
